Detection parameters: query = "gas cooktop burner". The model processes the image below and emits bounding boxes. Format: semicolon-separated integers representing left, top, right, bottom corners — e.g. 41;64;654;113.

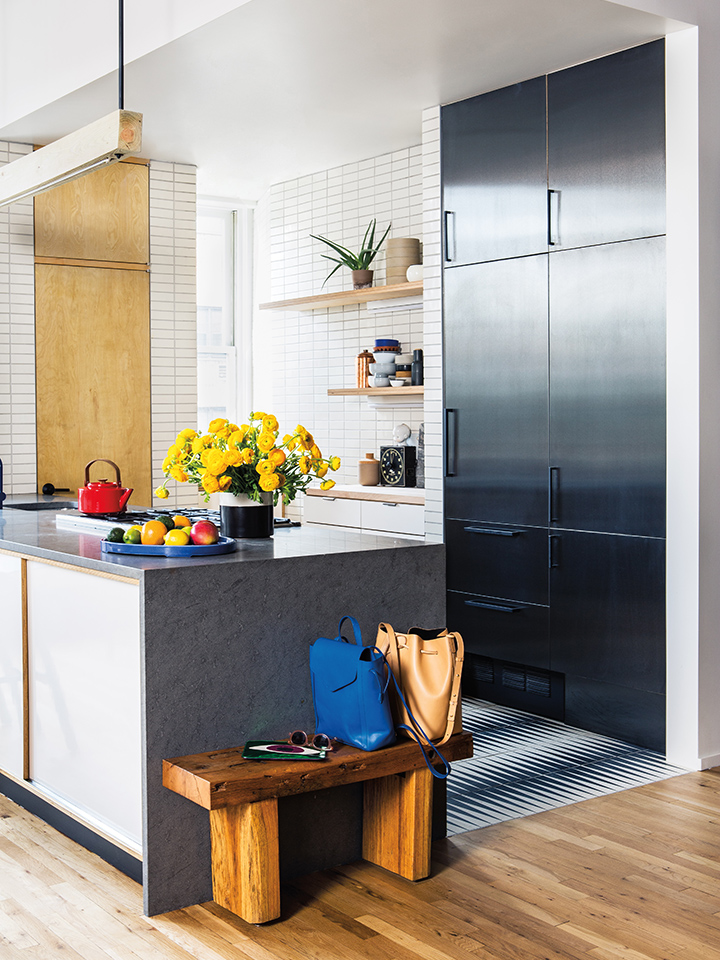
55;507;299;535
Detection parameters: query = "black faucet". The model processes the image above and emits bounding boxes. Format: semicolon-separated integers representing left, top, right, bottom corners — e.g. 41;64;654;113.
0;458;5;508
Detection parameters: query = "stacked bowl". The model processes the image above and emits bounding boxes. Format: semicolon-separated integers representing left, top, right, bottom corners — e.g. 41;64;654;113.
369;338;399;387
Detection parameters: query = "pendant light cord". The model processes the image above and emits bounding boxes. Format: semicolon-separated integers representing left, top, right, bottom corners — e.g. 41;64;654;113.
118;0;124;110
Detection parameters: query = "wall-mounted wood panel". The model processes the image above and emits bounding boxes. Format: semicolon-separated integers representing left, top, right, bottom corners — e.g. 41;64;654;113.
34;161;149;264
35;264;152;506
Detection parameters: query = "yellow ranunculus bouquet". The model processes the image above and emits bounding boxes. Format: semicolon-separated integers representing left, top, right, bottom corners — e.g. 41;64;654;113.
155;413;340;505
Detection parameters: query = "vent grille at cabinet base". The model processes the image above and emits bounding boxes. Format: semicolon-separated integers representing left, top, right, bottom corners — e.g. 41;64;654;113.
463;653;565;721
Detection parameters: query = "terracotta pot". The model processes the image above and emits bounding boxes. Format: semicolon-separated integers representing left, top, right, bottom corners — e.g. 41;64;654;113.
351;269;373;289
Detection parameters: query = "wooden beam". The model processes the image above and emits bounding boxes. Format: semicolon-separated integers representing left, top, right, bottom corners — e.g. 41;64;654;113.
0;110;142;208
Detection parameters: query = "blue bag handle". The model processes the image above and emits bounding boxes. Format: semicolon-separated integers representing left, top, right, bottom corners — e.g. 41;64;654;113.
337;615;363;646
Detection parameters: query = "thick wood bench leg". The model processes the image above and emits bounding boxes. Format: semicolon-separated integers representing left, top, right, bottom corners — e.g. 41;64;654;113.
209;798;281;924
362;767;433;881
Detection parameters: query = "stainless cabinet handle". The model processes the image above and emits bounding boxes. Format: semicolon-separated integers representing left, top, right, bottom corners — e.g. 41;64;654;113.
381;502;398;507
465;599;525;614
444;408;458;477
549;535;561;569
548;189;560;246
549;466;560;522
444;210;456;262
464;526;522;537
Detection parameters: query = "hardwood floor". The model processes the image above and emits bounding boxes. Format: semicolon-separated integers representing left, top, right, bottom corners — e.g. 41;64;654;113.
2;770;720;959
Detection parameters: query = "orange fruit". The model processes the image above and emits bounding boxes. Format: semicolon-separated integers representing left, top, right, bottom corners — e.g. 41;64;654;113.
164;528;191;547
173;514;192;528
141;519;168;545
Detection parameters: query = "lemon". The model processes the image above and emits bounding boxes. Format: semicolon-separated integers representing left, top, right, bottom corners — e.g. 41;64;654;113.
106;527;126;543
164;528;190;547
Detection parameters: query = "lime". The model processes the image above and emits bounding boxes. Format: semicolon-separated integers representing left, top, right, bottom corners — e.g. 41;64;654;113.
107;527;126;543
123;527;142;544
156;514;175;531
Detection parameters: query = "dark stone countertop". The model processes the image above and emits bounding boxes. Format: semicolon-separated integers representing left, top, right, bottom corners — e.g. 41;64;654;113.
0;498;431;579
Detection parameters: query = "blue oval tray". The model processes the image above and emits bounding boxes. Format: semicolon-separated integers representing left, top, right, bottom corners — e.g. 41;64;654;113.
101;536;237;557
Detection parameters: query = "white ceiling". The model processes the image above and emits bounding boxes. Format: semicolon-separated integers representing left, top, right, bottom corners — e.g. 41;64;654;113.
0;0;687;200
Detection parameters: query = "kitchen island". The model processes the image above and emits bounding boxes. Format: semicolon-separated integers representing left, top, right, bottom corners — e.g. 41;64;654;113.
0;502;446;915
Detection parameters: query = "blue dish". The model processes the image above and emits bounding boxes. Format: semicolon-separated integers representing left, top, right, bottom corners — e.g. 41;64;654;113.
374;338;399;347
101;536;237;557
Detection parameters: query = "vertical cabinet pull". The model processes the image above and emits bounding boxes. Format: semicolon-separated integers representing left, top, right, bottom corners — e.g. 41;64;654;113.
444;409;458;477
549;466;560;522
549;535;561;569
444;211;456;262
548;189;560;246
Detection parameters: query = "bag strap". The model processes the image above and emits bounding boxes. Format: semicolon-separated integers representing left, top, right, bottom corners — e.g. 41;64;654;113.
381;654;451;780
337;615;363;646
439;631;465;746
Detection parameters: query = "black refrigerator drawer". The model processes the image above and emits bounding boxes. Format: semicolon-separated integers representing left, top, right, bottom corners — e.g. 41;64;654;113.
446;519;548;605
448;589;550;671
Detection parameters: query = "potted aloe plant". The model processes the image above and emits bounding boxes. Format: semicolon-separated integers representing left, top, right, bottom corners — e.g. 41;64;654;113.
311;218;391;289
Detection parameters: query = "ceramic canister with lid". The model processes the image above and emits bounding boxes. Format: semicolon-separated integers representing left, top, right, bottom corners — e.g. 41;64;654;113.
358;453;380;486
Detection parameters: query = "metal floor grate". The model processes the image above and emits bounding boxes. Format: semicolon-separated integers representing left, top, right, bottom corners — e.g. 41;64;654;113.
447;698;688;835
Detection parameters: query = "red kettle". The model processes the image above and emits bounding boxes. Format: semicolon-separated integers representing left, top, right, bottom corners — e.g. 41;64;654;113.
78;459;133;514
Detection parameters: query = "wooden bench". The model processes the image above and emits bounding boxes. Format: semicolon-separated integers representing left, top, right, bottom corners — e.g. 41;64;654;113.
163;731;473;924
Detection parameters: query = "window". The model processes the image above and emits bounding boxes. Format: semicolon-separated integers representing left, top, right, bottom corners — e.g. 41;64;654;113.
196;204;253;428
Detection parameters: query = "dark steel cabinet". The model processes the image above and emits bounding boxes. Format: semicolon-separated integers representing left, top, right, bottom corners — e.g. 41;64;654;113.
441;77;548;266
444;256;548;526
548;40;666;250
549;238;666;538
448;589;550;671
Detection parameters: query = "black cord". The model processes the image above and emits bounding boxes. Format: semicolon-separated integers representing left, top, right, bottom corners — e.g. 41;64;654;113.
118;0;124;110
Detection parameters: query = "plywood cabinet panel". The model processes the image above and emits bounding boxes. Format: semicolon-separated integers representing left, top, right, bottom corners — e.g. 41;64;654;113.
34;161;149;264
35;263;151;506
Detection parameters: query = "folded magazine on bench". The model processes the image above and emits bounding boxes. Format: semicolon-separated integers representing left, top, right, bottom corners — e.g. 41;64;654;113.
242;740;328;761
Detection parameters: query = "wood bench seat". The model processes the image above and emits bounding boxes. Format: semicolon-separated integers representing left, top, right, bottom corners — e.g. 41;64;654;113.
163;731;473;923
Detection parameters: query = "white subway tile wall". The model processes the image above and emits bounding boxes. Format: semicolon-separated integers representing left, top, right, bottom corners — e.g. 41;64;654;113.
0;145;198;506
0;142;36;495
254;144;436;526
149;161;198;509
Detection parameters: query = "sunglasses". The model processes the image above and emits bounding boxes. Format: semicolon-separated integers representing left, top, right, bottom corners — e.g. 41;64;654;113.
289;730;333;750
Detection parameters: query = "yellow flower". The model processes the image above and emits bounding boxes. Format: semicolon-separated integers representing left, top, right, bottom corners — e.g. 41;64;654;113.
155;486;169;499
169;466;188;483
202;474;220;494
257;432;275;453
229;428;248;447
191;437;207;454
241;448;255;465
179;428;197;441
299;456;311;475
208;418;227;434
310;444;322;460
252;411;267;421
205;449;229;476
315;462;329;478
320;479;336;491
260;473;280;492
330;456;341;471
227;423;239;434
297;426;314;450
268;448;286;468
162;456;173;471
262;414;279;433
256;459;275;475
283;433;298;451
167;444;182;459
225;449;243;466
218;474;233;491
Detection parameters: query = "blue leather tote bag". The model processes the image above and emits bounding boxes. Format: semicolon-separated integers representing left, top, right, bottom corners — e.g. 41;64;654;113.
310;616;396;751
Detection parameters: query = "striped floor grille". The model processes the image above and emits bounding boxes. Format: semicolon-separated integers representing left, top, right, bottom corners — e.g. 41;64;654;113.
446;698;688;835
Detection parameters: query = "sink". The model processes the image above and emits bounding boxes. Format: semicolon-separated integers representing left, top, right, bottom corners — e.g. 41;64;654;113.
5;500;77;511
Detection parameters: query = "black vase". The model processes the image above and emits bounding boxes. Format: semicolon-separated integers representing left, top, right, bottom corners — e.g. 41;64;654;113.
218;494;273;539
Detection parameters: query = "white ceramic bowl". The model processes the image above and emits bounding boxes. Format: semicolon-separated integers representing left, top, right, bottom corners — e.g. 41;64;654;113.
389;378;408;388
373;351;398;364
406;264;423;283
369;362;396;377
370;376;390;388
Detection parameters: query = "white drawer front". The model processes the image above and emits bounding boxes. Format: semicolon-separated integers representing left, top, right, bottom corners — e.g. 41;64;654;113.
361;500;425;536
304;496;362;528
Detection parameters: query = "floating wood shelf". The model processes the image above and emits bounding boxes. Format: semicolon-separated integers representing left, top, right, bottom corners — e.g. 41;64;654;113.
328;387;424;397
260;281;423;312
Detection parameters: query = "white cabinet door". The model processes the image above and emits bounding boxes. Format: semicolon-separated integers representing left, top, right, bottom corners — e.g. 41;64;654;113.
0;554;24;780
304;496;362;529
361;500;425;537
27;562;142;848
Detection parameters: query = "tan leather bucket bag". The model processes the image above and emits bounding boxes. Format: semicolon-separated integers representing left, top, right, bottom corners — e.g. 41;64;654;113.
376;623;464;745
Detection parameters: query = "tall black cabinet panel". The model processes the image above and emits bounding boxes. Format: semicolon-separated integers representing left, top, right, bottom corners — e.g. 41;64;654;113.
444;256;549;525
442;77;548;266
548;40;666;250
550;530;666;751
549;237;666;538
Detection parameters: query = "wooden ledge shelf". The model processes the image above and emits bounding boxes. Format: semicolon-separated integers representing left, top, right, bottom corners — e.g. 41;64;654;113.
259;280;422;312
328;387;424;397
